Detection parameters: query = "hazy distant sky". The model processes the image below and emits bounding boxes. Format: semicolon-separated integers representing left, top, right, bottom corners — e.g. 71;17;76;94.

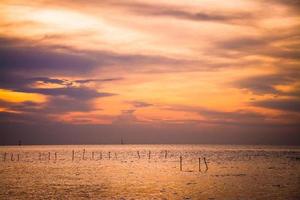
0;0;300;145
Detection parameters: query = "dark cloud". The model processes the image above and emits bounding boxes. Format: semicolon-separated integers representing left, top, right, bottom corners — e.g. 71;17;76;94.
215;30;300;61
0;85;113;126
74;78;123;84
0;110;50;124
165;105;271;126
120;0;299;26
0;74;33;91
0;96;98;125
24;87;113;100
270;49;300;60
0;96;93;116
167;105;300;127
198;110;271;126
3;35;269;75
251;98;300;112
0;100;41;113
30;77;66;85
220;37;268;50
0;75;122;91
232;72;300;96
234;74;290;95
0;36;196;76
199;109;265;122
0;74;115;100
271;0;300;6
0;41;97;76
0;36;122;125
263;0;300;12
44;96;95;113
0;75;116;124
134;8;253;24
234;72;300;113
91;0;255;25
129;101;153;108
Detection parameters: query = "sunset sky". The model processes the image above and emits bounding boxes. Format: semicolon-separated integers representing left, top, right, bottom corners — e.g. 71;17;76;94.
0;0;300;145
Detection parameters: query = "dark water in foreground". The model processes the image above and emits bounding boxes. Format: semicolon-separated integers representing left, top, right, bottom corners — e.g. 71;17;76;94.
0;145;300;199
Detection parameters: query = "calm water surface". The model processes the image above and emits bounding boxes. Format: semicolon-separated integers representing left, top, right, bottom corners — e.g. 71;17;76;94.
0;145;299;199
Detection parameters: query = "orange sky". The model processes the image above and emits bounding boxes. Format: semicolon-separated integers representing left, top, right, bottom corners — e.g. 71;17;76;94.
0;0;299;144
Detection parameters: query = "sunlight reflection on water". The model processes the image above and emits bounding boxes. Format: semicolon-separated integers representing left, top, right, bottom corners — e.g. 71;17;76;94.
0;145;300;199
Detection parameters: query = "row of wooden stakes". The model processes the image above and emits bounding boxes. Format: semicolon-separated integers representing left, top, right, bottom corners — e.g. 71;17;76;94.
179;156;209;172
2;150;209;171
2;150;174;161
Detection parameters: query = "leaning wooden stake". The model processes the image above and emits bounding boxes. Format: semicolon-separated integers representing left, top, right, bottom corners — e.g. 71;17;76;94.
204;157;208;171
3;152;7;161
137;151;140;159
198;157;201;172
180;156;183;171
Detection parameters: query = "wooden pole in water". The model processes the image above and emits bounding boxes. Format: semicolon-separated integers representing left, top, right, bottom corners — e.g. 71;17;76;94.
198;157;201;172
82;149;86;160
72;150;75;161
48;152;51;160
39;152;42;161
11;153;14;161
137;151;140;159
148;151;151;160
3;152;7;161
99;152;102;160
17;154;20;161
165;150;168;159
54;152;57;161
204;157;208;171
180;156;183;171
92;152;95;160
108;152;111;160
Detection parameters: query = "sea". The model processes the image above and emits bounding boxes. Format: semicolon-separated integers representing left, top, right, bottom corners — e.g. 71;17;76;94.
0;145;299;199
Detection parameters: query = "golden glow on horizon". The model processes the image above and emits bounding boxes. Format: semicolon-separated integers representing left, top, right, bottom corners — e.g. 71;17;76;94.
0;89;46;103
55;111;113;125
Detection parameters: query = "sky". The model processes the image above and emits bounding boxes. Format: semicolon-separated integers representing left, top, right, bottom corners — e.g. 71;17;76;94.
0;0;300;145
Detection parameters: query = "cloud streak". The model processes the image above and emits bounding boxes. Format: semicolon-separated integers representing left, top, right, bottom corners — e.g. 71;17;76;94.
251;98;300;112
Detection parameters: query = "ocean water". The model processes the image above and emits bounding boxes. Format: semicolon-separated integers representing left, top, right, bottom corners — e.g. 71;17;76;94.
0;145;299;200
